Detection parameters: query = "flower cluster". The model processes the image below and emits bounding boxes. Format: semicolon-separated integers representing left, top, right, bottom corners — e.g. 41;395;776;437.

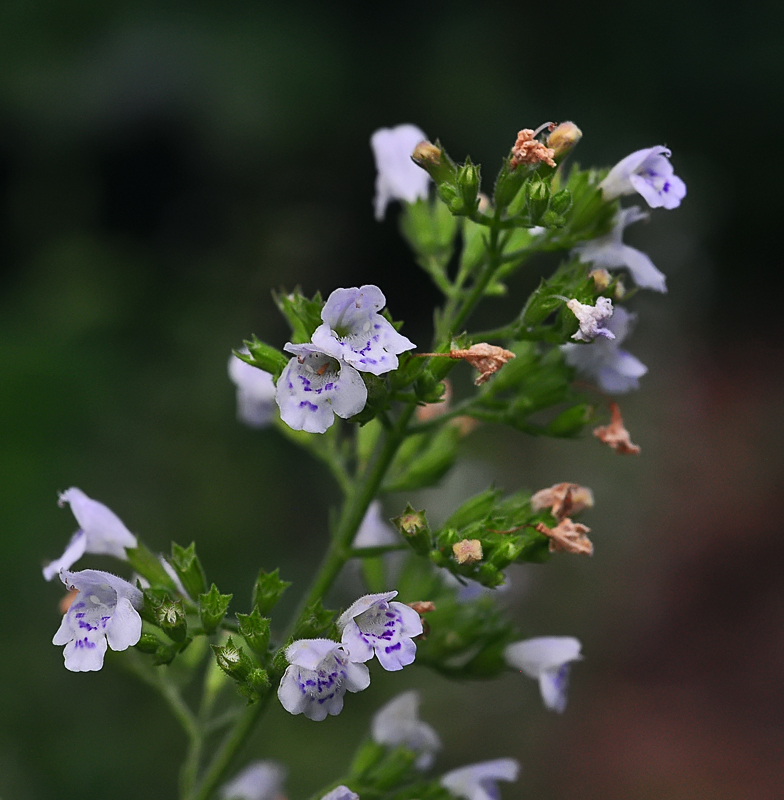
278;591;423;720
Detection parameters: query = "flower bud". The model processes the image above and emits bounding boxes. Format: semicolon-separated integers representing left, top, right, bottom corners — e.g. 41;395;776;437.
237;607;271;655
199;584;233;634
549;188;572;215
547;121;582;159
526;178;550;223
252;568;291;616
457;159;480;212
155;597;188;643
212;636;254;682
392;504;432;555
411;140;459;186
169;542;207;600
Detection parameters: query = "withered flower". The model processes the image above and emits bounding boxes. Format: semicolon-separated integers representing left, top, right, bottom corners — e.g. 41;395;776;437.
510;127;556;170
593;402;641;455
531;482;594;520
535;520;594;556
452;539;483;564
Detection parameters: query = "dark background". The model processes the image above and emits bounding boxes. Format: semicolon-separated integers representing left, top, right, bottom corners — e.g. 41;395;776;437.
1;2;782;798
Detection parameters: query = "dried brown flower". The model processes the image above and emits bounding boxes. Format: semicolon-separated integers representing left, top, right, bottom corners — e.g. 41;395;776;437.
536;519;594;556
510;127;556;170
531;482;594;520
407;601;436;614
452;538;483;564
417;343;515;385
594;402;641;455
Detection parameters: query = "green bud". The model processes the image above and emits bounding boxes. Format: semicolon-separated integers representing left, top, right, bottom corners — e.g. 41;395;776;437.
252;568;291;616
237;608;271;656
238;337;289;381
169;542;207;600
526;178;550;223
348;740;386;779
549;188;572;215
540;209;565;228
493;160;526;211
488;538;525;569
436;183;465;215
392;504;432;556
292;600;338;641
155;598;188;643
212;636;254;682
546;121;582;160
364;746;418;790
411;140;459;186
135;632;164;654
457;158;480;213
198;584;232;634
272;289;324;344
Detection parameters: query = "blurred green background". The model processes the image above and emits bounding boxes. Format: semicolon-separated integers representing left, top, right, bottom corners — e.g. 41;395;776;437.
2;2;782;799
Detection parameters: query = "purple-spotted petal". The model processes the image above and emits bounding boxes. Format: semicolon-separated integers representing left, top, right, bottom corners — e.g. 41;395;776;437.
311;286;415;376
276;344;367;434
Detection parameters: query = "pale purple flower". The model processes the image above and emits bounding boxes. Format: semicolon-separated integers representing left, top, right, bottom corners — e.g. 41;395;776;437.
276;344;367;434
52;569;143;672
561;307;647;393
311;285;415;376
441;758;520;800
339;591;423;671
43;488;138;581
504;636;582;713
372;690;441;770
220;761;286;800
371;124;431;221
573;207;667;293
228;353;277;429
320;788;359;800
566;297;615;342
600;146;686;209
352;501;399;548
277;639;370;721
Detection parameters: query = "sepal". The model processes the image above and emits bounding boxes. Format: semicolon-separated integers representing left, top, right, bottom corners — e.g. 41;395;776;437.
168;542;208;600
272;288;324;344
291;599;338;641
237;336;289;381
154;597;189;643
199;584;232;634
237;607;271;656
252;568;291;616
392;505;432;556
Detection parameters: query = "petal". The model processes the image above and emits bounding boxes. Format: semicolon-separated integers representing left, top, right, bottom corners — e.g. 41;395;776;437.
539;664;572;713
275;358;337;434
219;761;286;800
52;615;73;646
504;636;582;676
391;601;424;637
344;660;371;693
329;363;369;420
338;591;398;629
619;245;667;292
43;530;87;581
63;633;108;672
320;787;359;800
600;146;668;200
441;758;520;800
61;568;143;609
59;488;137;555
277;666;310;715
285;638;341;670
352;501;399;548
105;596;142;651
340;624;375;663
376;636;417;671
371;125;430;221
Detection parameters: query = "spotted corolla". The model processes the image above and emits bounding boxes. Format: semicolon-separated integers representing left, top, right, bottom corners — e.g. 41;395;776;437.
52;569;143;672
440;758;521;800
277;639;370;721
43;488;138;581
573;206;667;293
562;307;647;393
600;145;686;209
566;297;615;343
311;285;415;376
275;343;368;434
504;636;583;713
339;591;423;671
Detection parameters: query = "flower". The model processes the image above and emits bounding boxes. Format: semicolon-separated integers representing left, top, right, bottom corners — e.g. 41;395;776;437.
593;401;641;455
320;788;359;800
228;353;277;429
440;759;520;800
504;636;582;713
535;519;594;556
510;127;555;169
566;297;615;342
371;124;430;221
573;207;667;292
352;501;399;548
371;690;441;770
52;569;143;672
220;761;286;800
415;344;515;386
311;285;415;376
275;343;367;434
531;482;594;520
452;539;483;565
43;488;138;581
561;307;647;393
600;145;686;209
277;639;370;721
338;591;423;671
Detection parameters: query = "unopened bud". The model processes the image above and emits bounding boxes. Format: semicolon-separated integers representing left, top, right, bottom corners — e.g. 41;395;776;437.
457;159;480;212
589;268;611;291
547;121;582;159
549;188;572;215
411;140;459;186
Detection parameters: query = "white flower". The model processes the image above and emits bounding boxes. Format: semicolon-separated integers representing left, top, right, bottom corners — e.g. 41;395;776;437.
566;297;615;342
228;353;277;428
220;761;286;800
371;124;430;221
277;639;370;721
52;569;143;672
562;307;647;393
320;788;359;800
339;591;423;671
311;285;415;376
352;501;398;548
372;691;441;770
441;758;520;800
43;488;138;581
573;207;667;292
599;145;686;209
504;636;582;713
276;343;367;434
